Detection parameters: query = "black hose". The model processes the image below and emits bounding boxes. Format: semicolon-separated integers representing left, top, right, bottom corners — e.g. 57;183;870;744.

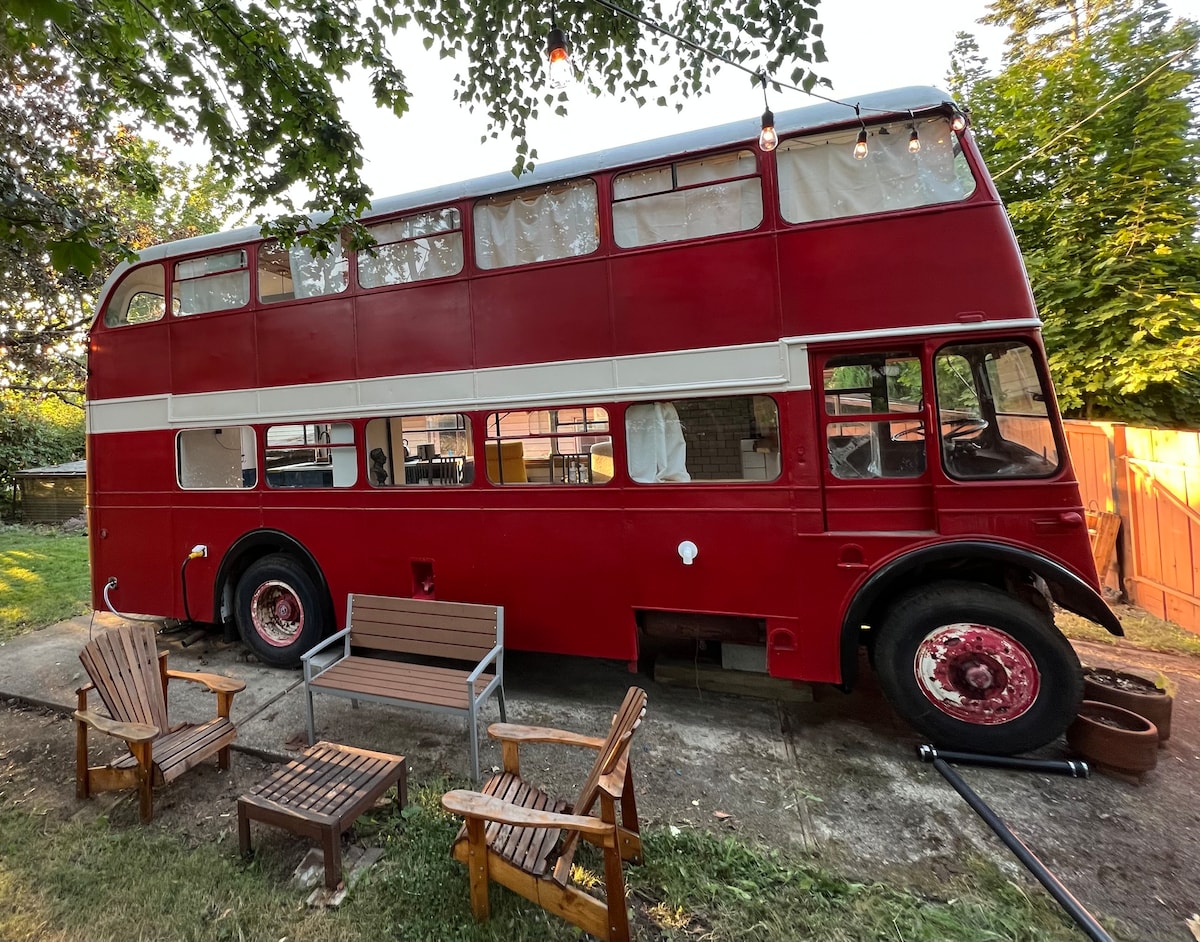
918;744;1090;778
180;555;195;624
929;756;1113;942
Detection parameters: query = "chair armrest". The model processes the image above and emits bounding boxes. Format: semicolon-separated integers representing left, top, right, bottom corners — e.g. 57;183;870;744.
75;682;95;697
466;644;502;684
301;626;351;663
441;789;611;837
73;709;158;744
487;723;606;750
166;670;247;695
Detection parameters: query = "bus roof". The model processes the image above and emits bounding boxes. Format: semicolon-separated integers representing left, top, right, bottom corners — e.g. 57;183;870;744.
98;85;953;301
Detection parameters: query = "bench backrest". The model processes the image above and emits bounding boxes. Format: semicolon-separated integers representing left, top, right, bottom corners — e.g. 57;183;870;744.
346;594;502;664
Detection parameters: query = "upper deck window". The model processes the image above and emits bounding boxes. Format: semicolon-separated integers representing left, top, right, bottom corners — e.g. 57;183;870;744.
612;149;763;248
474;180;599;270
104;264;166;327
173;250;250;316
359;208;464;288
777;115;975;224
258;237;348;302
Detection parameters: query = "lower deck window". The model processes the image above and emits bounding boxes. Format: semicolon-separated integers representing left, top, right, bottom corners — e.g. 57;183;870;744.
626;396;780;483
365;414;473;486
822;353;925;480
265;423;357;488
177;427;257;489
485;408;611;485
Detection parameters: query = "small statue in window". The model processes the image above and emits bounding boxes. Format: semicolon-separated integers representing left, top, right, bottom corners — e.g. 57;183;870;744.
369;448;389;486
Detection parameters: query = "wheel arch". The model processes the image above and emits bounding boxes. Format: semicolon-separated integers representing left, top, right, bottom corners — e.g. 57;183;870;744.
838;540;1123;688
213;529;334;629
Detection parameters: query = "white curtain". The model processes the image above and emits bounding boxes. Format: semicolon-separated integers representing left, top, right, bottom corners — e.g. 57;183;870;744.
289;243;348;299
626;403;691;483
474;181;599;270
778;116;974;224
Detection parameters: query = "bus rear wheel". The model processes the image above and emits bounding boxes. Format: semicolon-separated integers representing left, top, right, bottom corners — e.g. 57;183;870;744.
875;581;1082;755
234;554;326;667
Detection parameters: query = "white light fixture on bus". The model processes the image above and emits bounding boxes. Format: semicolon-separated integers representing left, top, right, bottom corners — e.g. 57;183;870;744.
545;16;572;89
757;71;778;152
853;127;869;160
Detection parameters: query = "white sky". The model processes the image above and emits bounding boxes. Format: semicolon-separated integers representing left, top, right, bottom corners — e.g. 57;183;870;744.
345;0;1010;197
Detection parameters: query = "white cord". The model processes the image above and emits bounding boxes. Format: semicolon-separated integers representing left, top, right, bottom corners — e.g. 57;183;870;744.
102;579;163;623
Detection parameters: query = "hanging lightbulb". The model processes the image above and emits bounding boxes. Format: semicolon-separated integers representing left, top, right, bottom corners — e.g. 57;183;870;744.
545;19;572;88
759;108;777;152
908;126;921;154
853;127;868;160
951;110;967;133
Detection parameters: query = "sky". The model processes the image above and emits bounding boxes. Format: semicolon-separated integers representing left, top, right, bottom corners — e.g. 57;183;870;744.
343;0;1012;198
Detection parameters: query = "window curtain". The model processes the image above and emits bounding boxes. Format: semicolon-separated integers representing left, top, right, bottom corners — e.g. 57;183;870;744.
474;181;599;269
626;402;691;483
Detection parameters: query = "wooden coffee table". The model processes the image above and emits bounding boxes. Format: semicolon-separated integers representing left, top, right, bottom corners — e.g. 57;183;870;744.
238;740;407;889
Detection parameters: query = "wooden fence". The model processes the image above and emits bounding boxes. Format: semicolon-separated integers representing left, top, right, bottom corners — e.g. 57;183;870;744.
1064;421;1200;634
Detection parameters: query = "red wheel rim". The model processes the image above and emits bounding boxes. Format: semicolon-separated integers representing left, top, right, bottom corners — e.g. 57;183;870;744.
913;623;1040;725
249;580;305;647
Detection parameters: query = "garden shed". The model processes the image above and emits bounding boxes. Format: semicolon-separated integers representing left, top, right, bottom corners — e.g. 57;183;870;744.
15;460;86;524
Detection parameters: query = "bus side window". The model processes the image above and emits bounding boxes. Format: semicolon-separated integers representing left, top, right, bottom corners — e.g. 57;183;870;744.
822;354;925;480
104;264;167;327
177;427;257;489
364;414;472;486
626;396;780;483
173;250;250;316
474;180;599;270
485;408;611;485
612;149;763;248
264;423;356;488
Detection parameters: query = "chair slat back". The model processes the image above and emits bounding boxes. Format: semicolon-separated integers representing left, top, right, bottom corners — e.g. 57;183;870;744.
569;686;647;817
550;686;647;885
79;625;169;732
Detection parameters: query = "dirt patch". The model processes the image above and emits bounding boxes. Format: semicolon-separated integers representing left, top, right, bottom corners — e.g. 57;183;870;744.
2;625;1199;942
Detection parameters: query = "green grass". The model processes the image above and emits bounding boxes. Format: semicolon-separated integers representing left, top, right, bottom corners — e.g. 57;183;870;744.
0;781;1118;942
1057;605;1200;658
0;526;89;641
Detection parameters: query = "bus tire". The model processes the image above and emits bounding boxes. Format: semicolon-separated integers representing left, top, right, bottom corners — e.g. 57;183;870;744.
875;581;1082;755
234;554;326;667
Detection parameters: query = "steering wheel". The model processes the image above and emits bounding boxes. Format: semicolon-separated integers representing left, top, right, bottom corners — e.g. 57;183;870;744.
891;423;925;442
942;417;989;441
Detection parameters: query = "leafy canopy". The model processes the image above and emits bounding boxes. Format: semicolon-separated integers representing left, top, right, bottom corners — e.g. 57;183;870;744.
6;0;825;257
950;0;1200;426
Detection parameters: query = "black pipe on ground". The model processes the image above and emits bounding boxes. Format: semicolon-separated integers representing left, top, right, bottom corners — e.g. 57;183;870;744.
918;744;1090;778
928;755;1113;942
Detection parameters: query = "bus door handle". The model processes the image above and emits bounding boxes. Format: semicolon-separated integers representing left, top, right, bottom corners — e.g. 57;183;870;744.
768;628;797;653
1033;511;1084;532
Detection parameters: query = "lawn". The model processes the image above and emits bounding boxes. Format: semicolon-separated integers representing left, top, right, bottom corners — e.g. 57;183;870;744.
0;780;1093;942
0;526;89;642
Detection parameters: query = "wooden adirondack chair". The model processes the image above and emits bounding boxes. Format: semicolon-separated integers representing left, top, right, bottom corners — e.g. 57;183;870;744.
441;687;648;942
75;624;246;822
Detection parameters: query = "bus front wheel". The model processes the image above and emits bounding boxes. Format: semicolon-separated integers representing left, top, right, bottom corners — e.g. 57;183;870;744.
875;581;1082;755
234;554;325;667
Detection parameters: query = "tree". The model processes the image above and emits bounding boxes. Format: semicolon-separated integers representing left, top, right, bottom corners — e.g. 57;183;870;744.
0;392;84;506
950;0;1200;426
1;51;245;396
6;0;826;260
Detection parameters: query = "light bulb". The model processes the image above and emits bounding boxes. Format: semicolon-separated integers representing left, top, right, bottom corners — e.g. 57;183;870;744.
759;108;777;152
854;127;868;160
951;110;967;133
908;127;921;153
545;26;572;89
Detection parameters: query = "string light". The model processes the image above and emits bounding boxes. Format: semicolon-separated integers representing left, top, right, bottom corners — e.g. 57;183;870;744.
852;105;868;160
545;14;572;88
907;113;921;154
950;107;968;133
758;72;777;152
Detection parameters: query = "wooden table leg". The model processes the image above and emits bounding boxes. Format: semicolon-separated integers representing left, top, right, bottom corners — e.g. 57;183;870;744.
238;802;252;857
322;825;342;890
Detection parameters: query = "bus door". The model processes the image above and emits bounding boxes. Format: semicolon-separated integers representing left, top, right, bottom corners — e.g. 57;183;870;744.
817;348;935;534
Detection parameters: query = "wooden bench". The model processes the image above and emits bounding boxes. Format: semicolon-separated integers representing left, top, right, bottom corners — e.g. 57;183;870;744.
302;594;505;780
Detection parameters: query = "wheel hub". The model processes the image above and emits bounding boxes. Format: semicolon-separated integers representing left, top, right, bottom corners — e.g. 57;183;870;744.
249;580;305;647
914;623;1040;725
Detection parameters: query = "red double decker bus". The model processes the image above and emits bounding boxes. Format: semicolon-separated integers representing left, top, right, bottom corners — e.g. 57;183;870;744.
87;86;1120;753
